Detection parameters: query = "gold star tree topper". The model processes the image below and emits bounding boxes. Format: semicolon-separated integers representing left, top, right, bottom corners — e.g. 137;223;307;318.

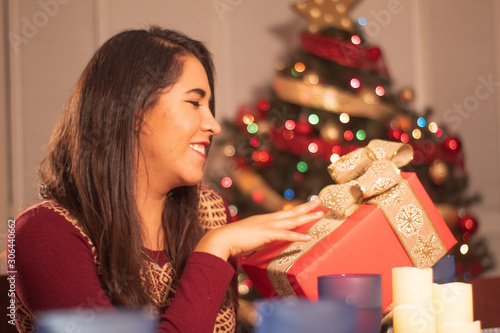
293;0;361;34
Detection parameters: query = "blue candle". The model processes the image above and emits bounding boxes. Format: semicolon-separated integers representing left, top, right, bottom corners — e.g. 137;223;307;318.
255;298;356;333
432;255;455;284
318;274;382;333
36;308;157;333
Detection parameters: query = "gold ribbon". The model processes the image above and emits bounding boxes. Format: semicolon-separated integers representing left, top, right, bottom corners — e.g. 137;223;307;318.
266;140;448;297
273;76;397;121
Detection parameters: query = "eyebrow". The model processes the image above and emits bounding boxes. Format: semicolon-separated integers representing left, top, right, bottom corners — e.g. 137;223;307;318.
185;88;207;98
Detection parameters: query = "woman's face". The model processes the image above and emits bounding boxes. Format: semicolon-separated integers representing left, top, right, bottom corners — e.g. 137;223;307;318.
137;55;221;196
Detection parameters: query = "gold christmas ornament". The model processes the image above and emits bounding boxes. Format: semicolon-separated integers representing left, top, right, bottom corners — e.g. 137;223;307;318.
399;87;415;104
293;0;361;33
397;117;412;132
256;120;271;135
429;160;449;185
320;121;340;142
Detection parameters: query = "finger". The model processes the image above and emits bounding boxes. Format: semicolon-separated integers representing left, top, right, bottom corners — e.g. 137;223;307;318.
271;230;312;243
274;198;322;219
273;210;324;230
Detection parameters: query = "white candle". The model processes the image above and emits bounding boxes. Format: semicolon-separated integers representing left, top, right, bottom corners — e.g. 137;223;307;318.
438;320;481;333
393;304;436;333
393;267;433;307
432;282;473;326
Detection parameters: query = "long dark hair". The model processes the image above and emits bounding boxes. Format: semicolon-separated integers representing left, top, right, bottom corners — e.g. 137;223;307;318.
39;26;234;307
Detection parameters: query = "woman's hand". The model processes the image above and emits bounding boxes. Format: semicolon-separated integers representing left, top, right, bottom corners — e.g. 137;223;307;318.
194;199;324;261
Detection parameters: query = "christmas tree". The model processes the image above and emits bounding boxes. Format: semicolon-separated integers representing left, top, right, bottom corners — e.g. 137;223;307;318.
208;0;494;303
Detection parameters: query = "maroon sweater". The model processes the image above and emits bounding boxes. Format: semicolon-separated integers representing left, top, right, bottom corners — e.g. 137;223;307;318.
12;187;237;332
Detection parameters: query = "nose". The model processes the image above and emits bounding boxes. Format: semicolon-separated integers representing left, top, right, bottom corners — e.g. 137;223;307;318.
202;108;222;136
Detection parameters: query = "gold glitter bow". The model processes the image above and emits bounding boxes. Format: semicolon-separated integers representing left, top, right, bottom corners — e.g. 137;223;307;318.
266;140;447;298
318;139;414;217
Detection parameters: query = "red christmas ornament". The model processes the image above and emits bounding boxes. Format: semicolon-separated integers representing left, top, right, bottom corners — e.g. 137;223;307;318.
257;99;271;113
458;215;478;235
367;47;381;60
295;120;314;135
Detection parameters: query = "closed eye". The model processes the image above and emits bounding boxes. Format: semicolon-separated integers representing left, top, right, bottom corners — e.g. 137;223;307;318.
186;100;201;107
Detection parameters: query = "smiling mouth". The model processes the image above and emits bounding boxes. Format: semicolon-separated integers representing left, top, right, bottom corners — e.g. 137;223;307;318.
189;144;207;156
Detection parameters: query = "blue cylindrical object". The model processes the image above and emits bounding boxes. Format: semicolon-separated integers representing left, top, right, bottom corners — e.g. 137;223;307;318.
432;255;456;284
318;274;382;333
255;298;356;333
36;308;157;333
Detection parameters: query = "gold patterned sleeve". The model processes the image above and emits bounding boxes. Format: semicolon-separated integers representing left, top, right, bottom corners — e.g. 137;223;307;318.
197;186;238;332
198;186;232;232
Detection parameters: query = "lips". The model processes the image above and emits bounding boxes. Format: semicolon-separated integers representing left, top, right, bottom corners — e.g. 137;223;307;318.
189;143;207;156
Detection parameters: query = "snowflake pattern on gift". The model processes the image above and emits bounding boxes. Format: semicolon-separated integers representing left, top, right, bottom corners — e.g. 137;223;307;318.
335;149;361;172
307;221;333;239
368;183;404;207
372;146;386;160
365;161;384;178
396;204;424;237
320;185;354;217
410;233;442;268
276;246;304;266
371;177;398;195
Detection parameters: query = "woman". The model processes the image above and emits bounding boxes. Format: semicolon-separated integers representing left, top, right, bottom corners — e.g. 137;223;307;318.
12;26;323;332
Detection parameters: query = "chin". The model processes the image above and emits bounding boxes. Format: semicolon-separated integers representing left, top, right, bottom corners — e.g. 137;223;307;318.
181;175;204;187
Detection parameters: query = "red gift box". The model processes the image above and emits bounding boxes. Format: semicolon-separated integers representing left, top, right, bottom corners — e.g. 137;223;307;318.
240;172;457;309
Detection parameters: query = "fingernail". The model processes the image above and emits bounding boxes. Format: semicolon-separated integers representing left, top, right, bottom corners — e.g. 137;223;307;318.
315;211;324;216
313;198;321;204
303;234;312;240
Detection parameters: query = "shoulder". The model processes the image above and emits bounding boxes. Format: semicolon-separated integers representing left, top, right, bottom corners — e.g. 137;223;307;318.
15;201;96;255
17;201;79;232
198;186;232;231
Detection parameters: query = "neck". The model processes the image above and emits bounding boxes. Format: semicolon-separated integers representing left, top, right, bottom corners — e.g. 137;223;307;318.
135;179;168;251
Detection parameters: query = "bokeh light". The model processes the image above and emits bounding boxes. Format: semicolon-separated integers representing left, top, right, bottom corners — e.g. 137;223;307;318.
351;35;361;45
339;113;350;124
428;122;438;133
285;120;296;130
294;62;306;73
412;129;422;139
350;78;360;89
247;123;258;134
417;117;426;128
308;113;320;125
400;133;409;143
221;177;232;188
356;130;366;140
224;145;235;157
330;153;340;163
297;161;308;173
250;137;260;147
283;130;294;140
258;100;270;111
304;73;319;84
242;114;254;125
228;205;238;217
308;195;318;201
375;86;385;96
448;139;458;150
284;189;295;200
308;142;319;153
275;60;286;71
460;243;469;255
